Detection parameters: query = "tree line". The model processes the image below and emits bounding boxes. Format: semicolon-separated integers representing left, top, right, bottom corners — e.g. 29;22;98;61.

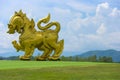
0;55;113;62
0;56;19;60
60;55;113;62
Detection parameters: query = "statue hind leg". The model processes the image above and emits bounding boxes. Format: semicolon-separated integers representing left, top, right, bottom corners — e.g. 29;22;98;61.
48;39;64;60
36;46;52;61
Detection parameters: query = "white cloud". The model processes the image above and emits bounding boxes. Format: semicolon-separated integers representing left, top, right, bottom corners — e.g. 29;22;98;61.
67;1;95;13
64;2;120;52
96;2;109;11
0;23;4;27
53;7;71;15
96;23;107;35
109;8;120;17
96;2;110;16
102;32;120;50
67;18;82;32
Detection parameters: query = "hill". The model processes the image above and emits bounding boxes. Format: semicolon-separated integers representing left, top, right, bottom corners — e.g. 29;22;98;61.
77;49;120;62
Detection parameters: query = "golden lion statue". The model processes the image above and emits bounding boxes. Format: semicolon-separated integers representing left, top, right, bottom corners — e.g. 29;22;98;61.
7;10;64;61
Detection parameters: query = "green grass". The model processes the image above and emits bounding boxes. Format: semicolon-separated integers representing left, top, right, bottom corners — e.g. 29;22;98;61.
0;60;120;80
0;60;102;70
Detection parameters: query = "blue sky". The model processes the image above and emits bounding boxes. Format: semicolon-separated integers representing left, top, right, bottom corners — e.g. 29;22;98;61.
0;0;120;56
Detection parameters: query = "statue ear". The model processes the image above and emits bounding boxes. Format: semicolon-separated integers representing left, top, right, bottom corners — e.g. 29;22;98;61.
15;11;17;14
30;18;35;27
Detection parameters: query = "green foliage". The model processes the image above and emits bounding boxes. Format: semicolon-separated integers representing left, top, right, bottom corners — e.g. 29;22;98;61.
99;56;113;62
88;55;97;62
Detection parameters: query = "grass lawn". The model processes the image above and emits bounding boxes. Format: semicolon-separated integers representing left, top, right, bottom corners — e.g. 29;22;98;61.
0;60;120;80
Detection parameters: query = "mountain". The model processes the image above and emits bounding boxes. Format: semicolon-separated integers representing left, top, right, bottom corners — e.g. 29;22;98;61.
77;49;120;62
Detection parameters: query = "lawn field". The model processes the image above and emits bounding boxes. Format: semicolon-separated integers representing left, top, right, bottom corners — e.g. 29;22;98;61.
0;60;120;80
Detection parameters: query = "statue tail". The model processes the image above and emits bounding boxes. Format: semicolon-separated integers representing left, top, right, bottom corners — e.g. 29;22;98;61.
37;14;60;33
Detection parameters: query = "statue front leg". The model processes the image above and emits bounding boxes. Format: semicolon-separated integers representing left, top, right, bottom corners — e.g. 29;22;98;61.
20;46;34;60
12;40;21;52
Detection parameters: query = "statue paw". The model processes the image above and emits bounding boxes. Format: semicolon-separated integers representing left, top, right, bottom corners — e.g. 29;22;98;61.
12;40;20;52
19;56;30;60
12;40;17;44
36;56;47;61
48;56;60;61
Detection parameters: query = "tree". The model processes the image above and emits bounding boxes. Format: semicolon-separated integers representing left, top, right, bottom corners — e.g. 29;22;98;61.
7;56;19;60
75;56;79;61
106;57;113;62
92;55;97;62
98;56;103;62
87;55;97;62
98;56;112;62
61;56;66;61
0;56;4;60
68;56;73;61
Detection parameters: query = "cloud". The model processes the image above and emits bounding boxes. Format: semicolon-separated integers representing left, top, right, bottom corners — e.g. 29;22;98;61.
96;23;107;35
96;2;109;13
0;23;4;27
53;7;71;15
109;8;120;17
67;18;82;32
64;2;120;52
67;0;95;13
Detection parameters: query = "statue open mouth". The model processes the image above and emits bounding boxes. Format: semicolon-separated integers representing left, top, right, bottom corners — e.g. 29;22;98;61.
7;24;15;34
7;30;15;34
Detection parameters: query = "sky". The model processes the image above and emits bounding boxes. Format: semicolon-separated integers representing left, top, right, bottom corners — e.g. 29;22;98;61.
0;0;120;56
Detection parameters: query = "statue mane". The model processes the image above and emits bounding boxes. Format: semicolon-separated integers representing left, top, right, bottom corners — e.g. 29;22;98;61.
11;10;35;33
14;10;26;18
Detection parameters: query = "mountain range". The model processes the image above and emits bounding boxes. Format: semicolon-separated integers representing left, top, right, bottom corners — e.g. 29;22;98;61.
77;49;120;62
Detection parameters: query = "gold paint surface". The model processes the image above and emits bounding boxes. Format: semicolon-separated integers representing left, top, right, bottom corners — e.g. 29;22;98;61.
7;10;64;61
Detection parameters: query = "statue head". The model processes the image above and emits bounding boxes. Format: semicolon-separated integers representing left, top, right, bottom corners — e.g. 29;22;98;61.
7;10;26;34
